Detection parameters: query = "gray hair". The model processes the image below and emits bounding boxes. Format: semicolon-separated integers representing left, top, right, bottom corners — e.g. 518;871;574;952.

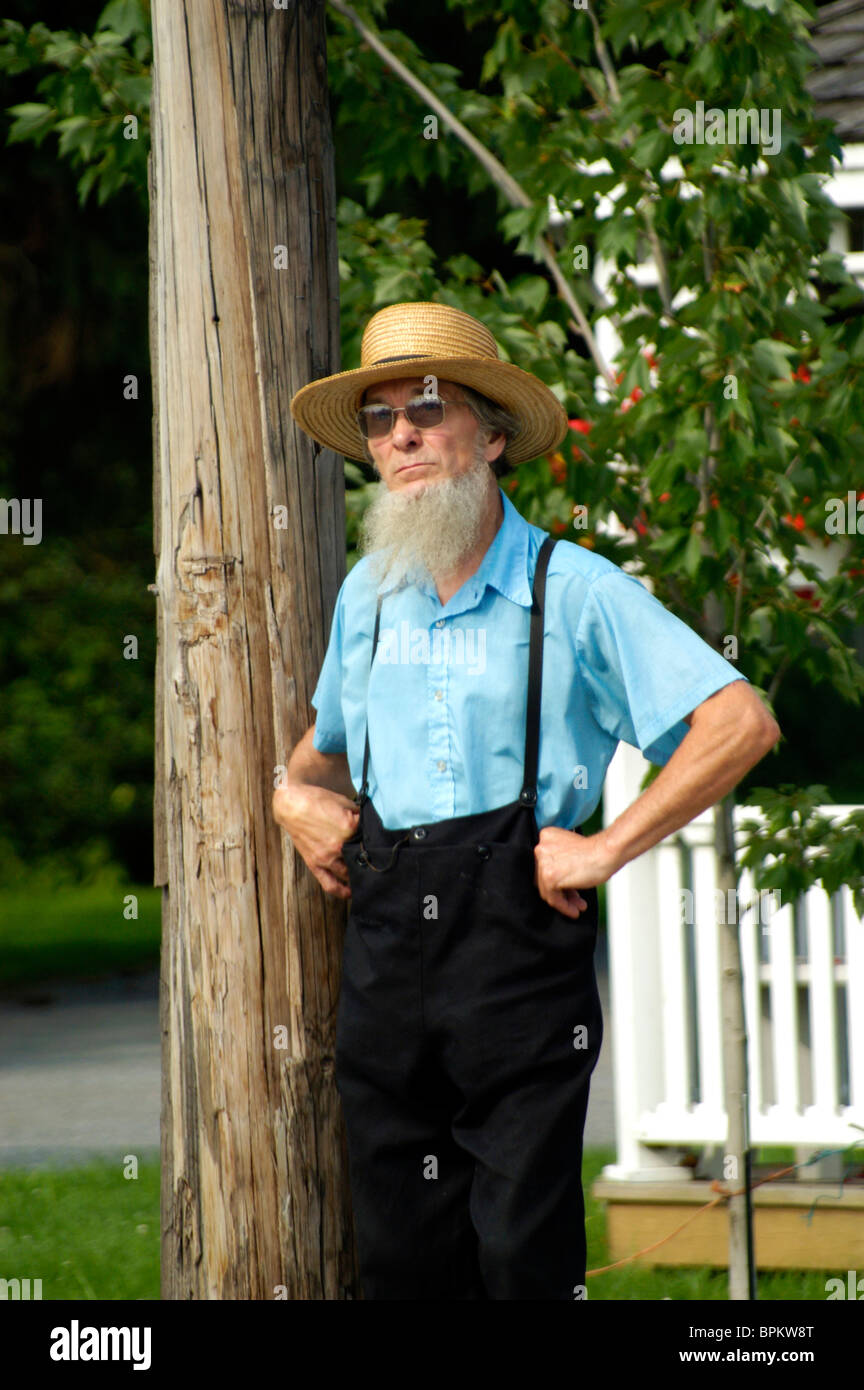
457;383;519;478
359;381;520;479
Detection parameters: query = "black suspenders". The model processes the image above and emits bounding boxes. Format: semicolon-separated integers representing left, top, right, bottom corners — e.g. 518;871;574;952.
358;535;558;809
519;533;557;807
358;603;383;805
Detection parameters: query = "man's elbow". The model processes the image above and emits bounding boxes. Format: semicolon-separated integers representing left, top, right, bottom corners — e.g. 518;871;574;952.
740;691;781;763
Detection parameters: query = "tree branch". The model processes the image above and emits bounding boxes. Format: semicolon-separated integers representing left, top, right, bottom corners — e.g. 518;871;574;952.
586;0;675;317
765;651;792;706
328;0;615;385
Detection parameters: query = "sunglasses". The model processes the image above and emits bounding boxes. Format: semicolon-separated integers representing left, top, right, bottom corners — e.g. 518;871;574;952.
356;393;466;440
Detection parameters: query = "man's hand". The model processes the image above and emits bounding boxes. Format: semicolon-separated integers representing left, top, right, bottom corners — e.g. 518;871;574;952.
534;828;616;920
533;681;780;921
272;783;360;900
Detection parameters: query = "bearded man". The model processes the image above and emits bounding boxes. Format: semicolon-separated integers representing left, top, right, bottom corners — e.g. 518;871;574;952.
274;300;780;1301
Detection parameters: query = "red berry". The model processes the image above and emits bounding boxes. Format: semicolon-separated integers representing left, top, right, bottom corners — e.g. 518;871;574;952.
547;451;567;484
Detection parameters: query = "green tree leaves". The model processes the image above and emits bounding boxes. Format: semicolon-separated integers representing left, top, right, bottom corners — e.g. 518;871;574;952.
4;0;864;885
0;7;151;210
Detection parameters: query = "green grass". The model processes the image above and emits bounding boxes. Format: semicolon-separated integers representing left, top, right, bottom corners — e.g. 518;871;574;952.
0;1148;838;1300
0;882;161;990
584;1146;840;1300
0;1159;160;1300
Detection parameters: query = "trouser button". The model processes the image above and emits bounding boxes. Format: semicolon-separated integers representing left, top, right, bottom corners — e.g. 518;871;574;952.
412;826;427;840
476;844;491;860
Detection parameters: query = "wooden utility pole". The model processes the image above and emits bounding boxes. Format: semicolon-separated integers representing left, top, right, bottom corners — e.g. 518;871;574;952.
150;0;358;1298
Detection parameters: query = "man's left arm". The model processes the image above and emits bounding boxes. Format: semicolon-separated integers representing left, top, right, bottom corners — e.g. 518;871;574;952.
534;680;780;919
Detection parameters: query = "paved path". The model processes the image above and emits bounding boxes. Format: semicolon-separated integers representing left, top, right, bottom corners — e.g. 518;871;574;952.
0;971;162;1169
0;937;615;1168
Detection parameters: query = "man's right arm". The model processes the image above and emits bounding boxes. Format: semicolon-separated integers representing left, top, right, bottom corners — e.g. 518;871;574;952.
282;723;357;798
271;723;359;900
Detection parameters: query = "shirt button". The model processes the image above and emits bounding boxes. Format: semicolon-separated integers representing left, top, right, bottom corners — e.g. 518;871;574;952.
435;619;445;628
437;760;446;771
435;689;443;700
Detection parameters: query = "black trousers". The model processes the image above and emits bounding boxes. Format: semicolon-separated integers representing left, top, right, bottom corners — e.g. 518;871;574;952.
334;793;604;1301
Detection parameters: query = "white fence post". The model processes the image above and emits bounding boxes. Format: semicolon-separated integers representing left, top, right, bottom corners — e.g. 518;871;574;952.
602;761;864;1175
601;741;693;1180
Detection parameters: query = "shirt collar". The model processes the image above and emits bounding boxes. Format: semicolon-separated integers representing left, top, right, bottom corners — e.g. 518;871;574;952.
377;485;535;608
472;486;534;607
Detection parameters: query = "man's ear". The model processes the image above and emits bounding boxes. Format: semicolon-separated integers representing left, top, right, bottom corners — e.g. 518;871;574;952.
486;429;506;463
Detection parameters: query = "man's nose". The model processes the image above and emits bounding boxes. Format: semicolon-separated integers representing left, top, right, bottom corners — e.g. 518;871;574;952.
390;409;422;446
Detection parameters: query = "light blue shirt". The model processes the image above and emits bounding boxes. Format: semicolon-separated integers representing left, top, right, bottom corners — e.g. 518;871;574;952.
311;487;747;830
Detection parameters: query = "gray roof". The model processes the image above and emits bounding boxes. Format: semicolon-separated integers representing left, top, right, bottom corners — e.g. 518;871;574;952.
806;0;864;140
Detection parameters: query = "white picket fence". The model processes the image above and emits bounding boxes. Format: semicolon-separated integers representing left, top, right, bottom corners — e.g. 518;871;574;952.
600;742;864;1181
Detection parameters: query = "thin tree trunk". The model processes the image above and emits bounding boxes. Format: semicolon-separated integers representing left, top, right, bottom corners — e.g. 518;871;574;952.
714;794;752;1300
151;0;358;1299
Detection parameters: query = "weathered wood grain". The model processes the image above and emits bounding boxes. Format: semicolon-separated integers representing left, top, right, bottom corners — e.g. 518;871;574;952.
151;0;357;1299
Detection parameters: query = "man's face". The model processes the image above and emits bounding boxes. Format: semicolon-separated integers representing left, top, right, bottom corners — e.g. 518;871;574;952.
360;377;504;493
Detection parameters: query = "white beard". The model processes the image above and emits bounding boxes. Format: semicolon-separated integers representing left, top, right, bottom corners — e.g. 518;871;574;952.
358;444;498;593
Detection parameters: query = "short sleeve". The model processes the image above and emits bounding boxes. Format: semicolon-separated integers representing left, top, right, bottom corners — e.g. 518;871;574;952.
311;581;348;753
574;570;747;765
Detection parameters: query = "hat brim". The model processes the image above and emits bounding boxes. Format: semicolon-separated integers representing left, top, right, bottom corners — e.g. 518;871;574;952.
289;355;569;466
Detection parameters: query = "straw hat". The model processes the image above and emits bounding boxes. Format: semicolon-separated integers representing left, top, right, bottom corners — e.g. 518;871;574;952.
289;301;568;466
